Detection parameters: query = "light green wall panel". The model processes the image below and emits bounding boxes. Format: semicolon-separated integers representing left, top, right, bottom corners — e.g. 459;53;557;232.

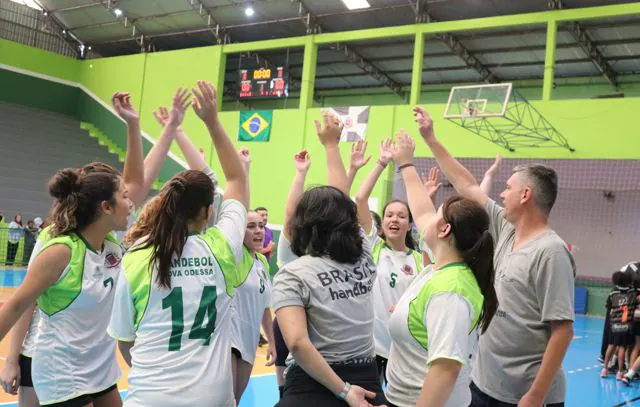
138;46;224;167
79;55;147;113
0;39;80;82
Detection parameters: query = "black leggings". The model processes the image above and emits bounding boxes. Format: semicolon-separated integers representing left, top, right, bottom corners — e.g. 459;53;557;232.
276;362;387;407
273;317;290;367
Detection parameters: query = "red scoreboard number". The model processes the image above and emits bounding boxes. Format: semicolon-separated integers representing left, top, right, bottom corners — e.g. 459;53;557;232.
238;67;288;99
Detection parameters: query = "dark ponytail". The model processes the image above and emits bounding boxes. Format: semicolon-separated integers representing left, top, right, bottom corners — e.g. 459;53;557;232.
137;170;214;289
48;163;120;237
443;196;498;334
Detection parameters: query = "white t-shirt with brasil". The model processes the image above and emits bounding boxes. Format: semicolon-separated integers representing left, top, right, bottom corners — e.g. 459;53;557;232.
108;200;247;407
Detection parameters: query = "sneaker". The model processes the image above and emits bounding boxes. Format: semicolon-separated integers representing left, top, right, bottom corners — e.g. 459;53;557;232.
601;368;609;378
617;371;625;380
598;356;605;364
622;376;631;385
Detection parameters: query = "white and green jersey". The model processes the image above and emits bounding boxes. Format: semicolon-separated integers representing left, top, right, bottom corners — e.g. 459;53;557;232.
366;227;422;359
32;232;123;405
108;200;247;407
385;263;483;407
230;248;272;364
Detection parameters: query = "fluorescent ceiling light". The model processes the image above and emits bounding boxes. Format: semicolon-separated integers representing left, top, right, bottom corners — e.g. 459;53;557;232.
8;0;42;10
341;0;370;10
113;8;123;17
245;7;254;17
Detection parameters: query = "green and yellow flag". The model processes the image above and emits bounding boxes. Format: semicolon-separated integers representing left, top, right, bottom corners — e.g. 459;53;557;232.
238;110;272;142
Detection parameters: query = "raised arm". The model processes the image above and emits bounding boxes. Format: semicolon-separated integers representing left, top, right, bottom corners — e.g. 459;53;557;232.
355;138;393;235
315;111;348;195
192;81;248;208
413;106;488;206
112;92;144;206
154;106;210;172
140;89;191;197
347;140;371;195
238;148;251;207
283;151;311;239
391;130;438;237
479;154;503;196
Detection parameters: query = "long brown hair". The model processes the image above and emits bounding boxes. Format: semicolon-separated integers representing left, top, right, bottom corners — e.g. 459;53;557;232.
48;162;120;237
136;170;214;289
123;195;161;248
442;196;498;333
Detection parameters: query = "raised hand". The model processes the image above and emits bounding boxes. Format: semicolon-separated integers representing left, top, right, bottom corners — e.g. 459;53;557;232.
294;150;311;173
314;110;343;146
379;138;394;166
485;154;503;178
112;92;139;124
422;167;443;199
345;384;386;407
238;147;251;166
350;140;371;170
167;88;191;128
191;80;219;127
391;129;416;167
152;106;170;128
413;106;435;142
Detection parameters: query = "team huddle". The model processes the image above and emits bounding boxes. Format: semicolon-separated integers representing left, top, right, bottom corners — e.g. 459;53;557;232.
0;80;575;407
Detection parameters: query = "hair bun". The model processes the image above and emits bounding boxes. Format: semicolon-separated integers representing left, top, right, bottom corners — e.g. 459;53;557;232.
49;168;80;200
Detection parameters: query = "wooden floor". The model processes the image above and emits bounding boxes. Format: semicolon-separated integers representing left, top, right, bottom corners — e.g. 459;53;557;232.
0;287;275;404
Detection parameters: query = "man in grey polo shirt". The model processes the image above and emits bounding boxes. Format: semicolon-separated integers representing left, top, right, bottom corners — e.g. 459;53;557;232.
413;106;575;407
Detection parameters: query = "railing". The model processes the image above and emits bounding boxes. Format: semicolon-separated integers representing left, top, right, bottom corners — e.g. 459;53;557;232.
0;226;37;267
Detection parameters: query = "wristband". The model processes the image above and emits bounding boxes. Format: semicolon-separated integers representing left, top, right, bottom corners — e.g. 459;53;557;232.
397;163;414;172
337;382;351;400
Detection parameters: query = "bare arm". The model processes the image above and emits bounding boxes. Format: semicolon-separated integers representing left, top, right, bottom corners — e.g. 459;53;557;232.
413;106;488;207
283;151;311;240
261;309;276;367
479;154;503;196
0;245;70;341
355;138;393;235
520;321;573;406
118;341;134;367
192;81;248;208
347;140;372;195
315;112;349;195
416;359;461;407
392;130;438;237
112;93;145;206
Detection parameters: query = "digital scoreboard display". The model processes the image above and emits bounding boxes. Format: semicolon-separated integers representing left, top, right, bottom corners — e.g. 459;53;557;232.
238;66;289;99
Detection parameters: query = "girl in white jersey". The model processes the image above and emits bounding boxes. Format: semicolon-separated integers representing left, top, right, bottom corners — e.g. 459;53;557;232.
383;128;498;407
231;210;277;403
0;90;191;407
108;81;249;407
0;161;133;407
354;138;430;382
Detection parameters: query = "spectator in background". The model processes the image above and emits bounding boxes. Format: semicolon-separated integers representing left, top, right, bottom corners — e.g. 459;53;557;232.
370;210;382;237
22;220;38;266
256;207;275;262
34;217;44;234
6;215;24;266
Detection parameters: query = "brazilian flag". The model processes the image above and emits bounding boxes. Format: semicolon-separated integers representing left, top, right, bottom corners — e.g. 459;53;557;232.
238;110;272;142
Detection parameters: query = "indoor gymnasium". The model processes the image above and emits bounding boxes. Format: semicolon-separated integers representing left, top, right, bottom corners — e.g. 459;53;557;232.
0;0;639;406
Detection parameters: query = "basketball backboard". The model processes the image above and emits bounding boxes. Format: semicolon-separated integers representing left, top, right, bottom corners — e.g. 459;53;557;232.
444;83;512;119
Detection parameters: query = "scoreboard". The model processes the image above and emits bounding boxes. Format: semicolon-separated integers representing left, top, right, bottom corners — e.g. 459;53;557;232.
238;66;289;99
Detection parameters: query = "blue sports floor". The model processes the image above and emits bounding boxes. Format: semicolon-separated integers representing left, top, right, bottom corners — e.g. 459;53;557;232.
2;269;640;406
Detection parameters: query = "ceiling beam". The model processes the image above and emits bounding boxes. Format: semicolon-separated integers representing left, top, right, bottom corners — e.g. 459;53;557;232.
27;0;82;57
293;0;406;99
549;0;617;87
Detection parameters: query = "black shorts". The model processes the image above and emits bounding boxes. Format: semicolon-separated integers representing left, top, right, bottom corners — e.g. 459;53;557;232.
18;354;33;388
632;321;640;337
273;317;290;367
375;355;388;383
46;384;118;407
276;362;387;407
610;331;633;347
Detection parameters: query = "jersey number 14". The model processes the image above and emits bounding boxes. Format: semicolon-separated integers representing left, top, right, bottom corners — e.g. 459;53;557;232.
162;286;217;352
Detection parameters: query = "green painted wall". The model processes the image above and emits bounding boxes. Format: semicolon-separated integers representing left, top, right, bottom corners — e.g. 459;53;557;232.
0;38;80;82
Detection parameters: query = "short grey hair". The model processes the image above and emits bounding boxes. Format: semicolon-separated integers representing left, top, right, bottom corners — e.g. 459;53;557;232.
512;164;558;215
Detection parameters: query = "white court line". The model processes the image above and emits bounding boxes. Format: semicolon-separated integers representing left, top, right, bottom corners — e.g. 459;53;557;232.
573;336;584;340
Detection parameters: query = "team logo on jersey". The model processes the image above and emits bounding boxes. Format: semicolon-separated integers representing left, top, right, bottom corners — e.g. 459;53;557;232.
401;264;414;276
104;252;121;268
